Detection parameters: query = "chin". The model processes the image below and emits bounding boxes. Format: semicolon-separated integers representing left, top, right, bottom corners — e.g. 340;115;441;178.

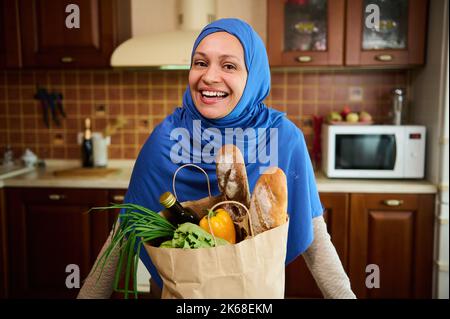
195;104;229;120
198;109;224;120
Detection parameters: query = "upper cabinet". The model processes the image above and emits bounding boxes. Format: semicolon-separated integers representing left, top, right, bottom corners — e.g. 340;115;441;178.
267;0;345;67
346;0;428;66
0;0;21;68
16;0;131;68
267;0;428;68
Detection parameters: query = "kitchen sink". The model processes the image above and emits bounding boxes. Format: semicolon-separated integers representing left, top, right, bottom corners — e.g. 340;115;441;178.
0;164;35;179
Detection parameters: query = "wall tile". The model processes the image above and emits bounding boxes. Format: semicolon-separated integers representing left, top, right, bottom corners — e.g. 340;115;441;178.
0;69;409;159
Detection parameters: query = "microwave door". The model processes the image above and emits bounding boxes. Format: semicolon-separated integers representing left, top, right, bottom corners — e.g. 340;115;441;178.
333;133;403;178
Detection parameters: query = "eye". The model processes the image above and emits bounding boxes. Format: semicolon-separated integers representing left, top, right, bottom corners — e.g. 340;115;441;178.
193;60;208;68
223;63;237;70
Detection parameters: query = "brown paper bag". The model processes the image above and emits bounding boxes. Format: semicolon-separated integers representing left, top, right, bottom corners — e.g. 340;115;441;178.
143;196;289;299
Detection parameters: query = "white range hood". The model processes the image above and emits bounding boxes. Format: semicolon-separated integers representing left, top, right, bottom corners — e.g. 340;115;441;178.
111;0;216;69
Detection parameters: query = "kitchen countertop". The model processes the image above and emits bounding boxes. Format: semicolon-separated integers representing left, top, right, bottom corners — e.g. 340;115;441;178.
0;160;438;194
314;171;437;194
1;160;135;189
0;164;36;188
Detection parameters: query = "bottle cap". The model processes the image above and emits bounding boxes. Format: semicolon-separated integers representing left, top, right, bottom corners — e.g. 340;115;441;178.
159;192;176;208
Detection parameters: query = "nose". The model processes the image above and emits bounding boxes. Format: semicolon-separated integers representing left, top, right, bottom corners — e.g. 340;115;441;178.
202;65;221;84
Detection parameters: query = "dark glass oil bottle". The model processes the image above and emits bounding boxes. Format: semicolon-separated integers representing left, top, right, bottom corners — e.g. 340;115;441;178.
159;192;200;225
81;118;94;167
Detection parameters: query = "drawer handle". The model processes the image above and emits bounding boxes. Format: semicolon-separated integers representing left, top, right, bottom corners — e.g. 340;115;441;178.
49;194;66;200
296;56;312;63
382;199;404;207
113;195;125;202
375;54;393;62
61;56;74;63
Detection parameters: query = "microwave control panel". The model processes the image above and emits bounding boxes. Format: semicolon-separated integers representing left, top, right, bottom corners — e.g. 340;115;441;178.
403;127;426;178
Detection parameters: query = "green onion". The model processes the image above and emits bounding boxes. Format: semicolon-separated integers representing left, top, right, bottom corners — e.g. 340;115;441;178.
90;203;176;299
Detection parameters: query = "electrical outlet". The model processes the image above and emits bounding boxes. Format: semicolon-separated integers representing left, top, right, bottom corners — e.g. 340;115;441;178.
94;105;106;116
349;86;364;102
53;134;64;145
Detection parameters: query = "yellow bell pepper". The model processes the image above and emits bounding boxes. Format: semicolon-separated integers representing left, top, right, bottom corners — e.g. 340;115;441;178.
200;208;236;244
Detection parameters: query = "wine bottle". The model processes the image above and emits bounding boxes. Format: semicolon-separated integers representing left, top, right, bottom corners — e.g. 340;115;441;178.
81;118;94;167
159;192;200;225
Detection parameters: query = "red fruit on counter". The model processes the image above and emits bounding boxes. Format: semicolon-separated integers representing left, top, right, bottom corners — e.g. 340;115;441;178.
340;105;351;119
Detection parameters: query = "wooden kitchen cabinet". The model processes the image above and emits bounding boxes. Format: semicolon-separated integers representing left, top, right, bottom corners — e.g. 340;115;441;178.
267;0;345;66
346;0;428;66
267;0;428;68
17;0;131;68
0;0;21;68
285;192;435;299
285;192;349;298
349;193;434;298
5;187;110;298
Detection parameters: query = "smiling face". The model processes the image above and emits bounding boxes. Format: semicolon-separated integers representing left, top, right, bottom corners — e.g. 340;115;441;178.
189;32;248;119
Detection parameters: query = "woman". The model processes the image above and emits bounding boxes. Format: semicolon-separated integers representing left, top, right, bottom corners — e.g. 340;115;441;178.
78;18;356;299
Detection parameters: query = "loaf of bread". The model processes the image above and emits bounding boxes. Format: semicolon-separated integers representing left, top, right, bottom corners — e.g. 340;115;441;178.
249;167;288;235
215;145;252;241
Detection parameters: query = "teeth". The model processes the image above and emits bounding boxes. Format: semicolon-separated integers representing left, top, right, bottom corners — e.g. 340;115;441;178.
202;90;227;97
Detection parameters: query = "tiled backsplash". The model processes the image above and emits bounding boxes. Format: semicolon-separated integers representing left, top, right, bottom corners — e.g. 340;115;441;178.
0;69;409;160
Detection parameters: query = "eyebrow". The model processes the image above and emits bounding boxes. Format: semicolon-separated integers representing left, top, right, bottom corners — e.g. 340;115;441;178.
193;51;242;62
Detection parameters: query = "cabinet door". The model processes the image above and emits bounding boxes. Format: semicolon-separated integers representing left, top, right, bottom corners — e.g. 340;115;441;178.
267;0;345;66
285;192;349;298
0;0;21;68
346;0;428;66
349;193;434;298
18;0;130;68
6;188;109;298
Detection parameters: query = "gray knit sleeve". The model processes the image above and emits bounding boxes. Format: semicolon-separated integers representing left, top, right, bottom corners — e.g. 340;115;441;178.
77;227;119;299
302;216;357;299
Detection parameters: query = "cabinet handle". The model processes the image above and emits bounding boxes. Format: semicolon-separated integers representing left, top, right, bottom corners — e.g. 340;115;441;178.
296;56;313;63
382;199;404;207
49;194;66;201
113;195;125;202
375;54;393;62
61;56;74;63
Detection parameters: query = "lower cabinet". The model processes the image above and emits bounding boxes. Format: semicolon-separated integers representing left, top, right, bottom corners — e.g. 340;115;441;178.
285;192;435;299
5;188;114;298
349;193;435;299
4;187;435;299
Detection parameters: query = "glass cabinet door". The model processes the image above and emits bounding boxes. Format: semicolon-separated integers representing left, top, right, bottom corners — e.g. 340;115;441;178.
267;0;345;66
284;0;328;52
346;0;428;66
361;0;409;50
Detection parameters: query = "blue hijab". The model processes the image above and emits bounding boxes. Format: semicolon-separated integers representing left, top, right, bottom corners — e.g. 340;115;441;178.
125;18;323;289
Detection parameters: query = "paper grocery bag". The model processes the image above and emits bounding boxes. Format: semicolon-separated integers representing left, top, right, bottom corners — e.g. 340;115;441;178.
143;197;289;299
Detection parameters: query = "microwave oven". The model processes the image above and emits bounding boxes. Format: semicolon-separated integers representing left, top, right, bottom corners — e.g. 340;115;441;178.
322;125;426;179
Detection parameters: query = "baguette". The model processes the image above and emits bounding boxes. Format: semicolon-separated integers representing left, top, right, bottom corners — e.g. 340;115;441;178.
249;167;288;235
215;145;252;241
